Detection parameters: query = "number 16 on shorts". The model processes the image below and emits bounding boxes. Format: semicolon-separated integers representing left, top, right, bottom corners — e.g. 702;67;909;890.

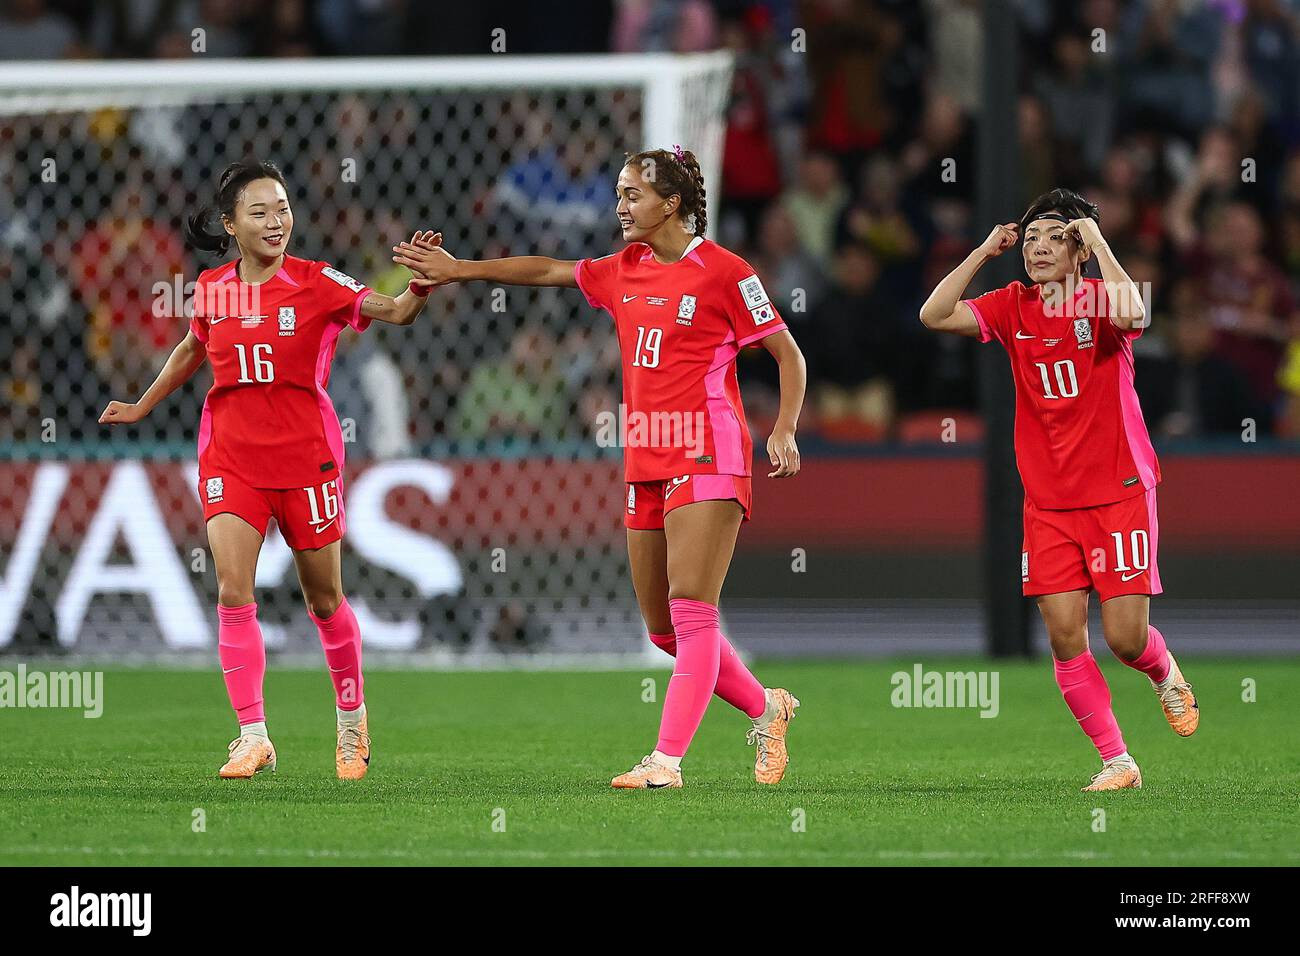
303;479;341;535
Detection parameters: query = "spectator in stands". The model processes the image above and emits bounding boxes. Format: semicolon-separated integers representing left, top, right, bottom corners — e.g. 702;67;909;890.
0;0;78;59
1138;304;1260;440
611;0;718;53
0;336;42;441
69;179;189;397
751;203;826;327
806;242;901;436
835;153;923;303
1180;201;1295;432
803;0;896;173
718;14;785;247
1034;33;1113;179
899;92;975;205
1089;142;1164;257
457;325;569;444
780;150;848;267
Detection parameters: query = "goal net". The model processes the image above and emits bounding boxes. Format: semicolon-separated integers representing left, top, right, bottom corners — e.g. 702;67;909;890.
0;53;734;664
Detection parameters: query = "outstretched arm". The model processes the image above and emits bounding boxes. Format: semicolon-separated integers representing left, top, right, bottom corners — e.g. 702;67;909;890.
392;237;578;289
98;330;206;425
360;230;441;326
761;330;805;478
919;223;1018;337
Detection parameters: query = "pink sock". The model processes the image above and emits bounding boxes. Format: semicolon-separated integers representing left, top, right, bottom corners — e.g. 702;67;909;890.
655;599;723;757
217;602;266;726
1053;650;1127;761
309;597;364;710
1119;625;1171;683
649;630;766;719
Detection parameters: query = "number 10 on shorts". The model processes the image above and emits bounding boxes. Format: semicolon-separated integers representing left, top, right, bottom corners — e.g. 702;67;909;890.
1110;529;1149;573
304;479;340;532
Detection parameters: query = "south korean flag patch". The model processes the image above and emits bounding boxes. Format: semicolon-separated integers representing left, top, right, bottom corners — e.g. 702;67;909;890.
321;265;366;294
749;302;776;326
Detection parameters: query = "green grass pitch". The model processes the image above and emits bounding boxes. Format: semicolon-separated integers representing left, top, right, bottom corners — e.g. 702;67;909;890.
2;659;1296;866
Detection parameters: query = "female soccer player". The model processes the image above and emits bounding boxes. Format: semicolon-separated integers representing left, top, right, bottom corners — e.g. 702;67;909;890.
393;147;807;789
99;160;436;780
919;188;1199;792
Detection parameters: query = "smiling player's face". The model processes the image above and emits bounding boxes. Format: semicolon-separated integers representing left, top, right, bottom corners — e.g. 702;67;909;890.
1021;218;1086;285
225;178;293;262
615;163;678;242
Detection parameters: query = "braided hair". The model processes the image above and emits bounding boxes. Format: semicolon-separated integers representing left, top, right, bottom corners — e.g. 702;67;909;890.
624;146;707;235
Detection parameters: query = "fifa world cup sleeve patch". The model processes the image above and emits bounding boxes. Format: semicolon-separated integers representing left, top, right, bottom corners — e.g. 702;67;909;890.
321;265;367;294
737;274;770;310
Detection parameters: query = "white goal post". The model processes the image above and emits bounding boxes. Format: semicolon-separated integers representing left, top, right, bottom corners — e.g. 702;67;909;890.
0;53;734;238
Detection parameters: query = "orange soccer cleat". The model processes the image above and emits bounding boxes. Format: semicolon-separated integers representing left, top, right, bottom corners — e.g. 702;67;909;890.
219;734;277;779
747;688;800;785
1082;754;1142;792
1152;653;1199;737
611;754;683;790
336;712;371;780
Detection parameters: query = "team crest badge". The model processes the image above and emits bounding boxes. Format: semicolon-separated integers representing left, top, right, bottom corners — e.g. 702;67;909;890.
677;294;697;322
206;477;224;503
1073;318;1093;349
278;306;296;335
626;485;636;514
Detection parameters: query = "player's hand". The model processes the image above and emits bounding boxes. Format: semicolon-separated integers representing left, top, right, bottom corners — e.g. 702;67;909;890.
98;401;146;425
766;426;800;478
400;230;445;290
393;231;459;287
1065;217;1104;254
978;223;1019;258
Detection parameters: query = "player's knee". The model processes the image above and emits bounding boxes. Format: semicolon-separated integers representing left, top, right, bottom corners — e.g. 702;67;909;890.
1047;626;1088;660
216;581;254;608
1105;630;1145;662
306;589;343;620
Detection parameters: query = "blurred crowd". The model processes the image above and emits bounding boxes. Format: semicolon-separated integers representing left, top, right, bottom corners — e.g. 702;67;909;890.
3;0;1300;447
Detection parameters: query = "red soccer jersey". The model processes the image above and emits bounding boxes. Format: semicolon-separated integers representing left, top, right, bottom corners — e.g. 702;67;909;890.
965;276;1160;510
189;254;374;489
575;237;787;482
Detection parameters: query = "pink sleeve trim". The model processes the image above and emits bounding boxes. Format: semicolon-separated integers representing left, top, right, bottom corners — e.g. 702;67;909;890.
349;287;374;332
963;298;995;344
737;321;787;348
574;260;602;309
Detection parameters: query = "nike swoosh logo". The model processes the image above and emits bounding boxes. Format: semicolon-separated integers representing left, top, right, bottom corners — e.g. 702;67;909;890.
645;781;672;789
210;316;229;325
1121;571;1143;582
1015;331;1035;339
222;665;244;674
328;665;348;673
314;518;338;535
622;294;638;303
